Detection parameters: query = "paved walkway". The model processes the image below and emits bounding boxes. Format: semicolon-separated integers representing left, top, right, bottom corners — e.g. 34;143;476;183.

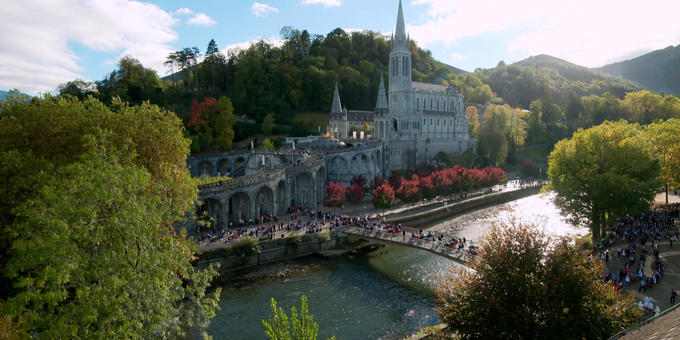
604;240;680;312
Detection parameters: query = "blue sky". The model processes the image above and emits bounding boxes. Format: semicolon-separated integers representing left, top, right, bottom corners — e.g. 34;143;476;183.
2;0;680;94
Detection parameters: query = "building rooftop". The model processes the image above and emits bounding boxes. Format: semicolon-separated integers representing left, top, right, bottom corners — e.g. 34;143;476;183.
412;81;449;93
616;306;680;339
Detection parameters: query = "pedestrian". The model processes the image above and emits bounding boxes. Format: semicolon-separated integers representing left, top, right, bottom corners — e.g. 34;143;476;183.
671;289;677;305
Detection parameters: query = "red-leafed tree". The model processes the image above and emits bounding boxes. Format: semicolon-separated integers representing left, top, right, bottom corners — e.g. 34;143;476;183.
371;175;387;190
186;96;235;152
389;173;403;190
482;166;507;186
419;175;435;198
351;175;368;192
323;181;346;207
347;183;364;203
372;183;395;209
396;176;421;203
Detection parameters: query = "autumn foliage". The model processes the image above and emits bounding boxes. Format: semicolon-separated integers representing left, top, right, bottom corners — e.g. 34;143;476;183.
347;183;365;203
372;183;395;209
323;181;346;207
391;165;507;203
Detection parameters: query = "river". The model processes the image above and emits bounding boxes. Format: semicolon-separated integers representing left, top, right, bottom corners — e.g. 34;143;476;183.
207;193;587;339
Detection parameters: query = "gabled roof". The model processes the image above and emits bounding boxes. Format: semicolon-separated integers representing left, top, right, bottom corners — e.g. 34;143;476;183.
412;81;449;93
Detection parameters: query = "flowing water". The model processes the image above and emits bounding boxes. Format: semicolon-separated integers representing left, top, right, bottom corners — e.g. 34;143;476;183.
208;193;588;339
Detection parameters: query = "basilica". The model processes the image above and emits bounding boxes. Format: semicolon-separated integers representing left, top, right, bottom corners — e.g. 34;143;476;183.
329;0;476;170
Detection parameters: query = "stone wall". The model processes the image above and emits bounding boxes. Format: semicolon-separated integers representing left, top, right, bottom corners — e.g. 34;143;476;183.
387;186;542;227
196;233;346;274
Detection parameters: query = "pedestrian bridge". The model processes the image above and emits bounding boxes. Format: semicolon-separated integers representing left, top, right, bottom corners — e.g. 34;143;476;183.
341;226;474;266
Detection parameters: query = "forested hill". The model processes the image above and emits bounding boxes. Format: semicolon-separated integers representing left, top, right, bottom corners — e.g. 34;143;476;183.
598;45;680;95
157;28;479;124
474;55;640;109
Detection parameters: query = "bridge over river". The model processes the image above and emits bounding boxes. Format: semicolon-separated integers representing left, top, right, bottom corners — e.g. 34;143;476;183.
341;226;474;266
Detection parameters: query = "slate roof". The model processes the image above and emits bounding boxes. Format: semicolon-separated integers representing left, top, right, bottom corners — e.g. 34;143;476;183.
616;306;680;339
347;110;374;122
412;81;448;93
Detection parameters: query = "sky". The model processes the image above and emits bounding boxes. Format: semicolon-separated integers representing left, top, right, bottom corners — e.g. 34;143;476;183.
2;0;680;95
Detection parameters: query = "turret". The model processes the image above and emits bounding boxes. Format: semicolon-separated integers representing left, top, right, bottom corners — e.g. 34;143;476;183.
331;82;342;114
375;75;388;111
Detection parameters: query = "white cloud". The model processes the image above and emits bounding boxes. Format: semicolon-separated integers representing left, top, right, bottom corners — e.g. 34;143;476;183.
409;0;680;67
0;0;178;94
300;0;341;8
252;2;279;17
451;53;467;61
174;7;193;16
224;37;285;54
187;13;216;26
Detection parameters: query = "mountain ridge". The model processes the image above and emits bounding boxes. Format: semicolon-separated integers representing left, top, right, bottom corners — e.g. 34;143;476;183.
598;44;680;95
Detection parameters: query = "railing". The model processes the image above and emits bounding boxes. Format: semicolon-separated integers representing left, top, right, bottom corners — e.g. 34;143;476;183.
198;169;286;192
344;226;473;265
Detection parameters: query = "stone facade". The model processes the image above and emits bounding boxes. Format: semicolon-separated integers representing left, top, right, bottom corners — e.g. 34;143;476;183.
190;141;385;227
329;0;476;171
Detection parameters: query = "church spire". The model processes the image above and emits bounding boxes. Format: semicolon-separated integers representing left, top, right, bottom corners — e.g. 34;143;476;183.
395;0;406;41
375;75;388;110
392;0;408;52
331;82;342;113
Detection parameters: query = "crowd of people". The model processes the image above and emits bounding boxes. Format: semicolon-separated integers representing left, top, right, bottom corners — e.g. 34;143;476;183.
599;204;680;314
190;203;482;258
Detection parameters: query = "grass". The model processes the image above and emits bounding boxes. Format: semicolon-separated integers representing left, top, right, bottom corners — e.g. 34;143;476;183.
294;112;329;128
196;175;232;186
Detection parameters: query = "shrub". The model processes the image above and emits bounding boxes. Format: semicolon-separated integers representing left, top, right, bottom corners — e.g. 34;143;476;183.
347;183;364;203
372;183;395;209
323;181;346;207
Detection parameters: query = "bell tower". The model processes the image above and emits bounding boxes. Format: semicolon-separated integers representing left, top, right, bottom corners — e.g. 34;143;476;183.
388;0;412;116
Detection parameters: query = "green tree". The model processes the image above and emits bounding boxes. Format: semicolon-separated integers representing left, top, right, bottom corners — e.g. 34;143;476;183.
465;106;479;133
215;96;236;150
435;223;641;339
262;296;335;340
57;79;98;100
527;99;545;144
97;56;163;105
263;113;275;136
546;120;662;243
0;94;219;338
474;104;526;166
205;39;225;89
644;118;680;203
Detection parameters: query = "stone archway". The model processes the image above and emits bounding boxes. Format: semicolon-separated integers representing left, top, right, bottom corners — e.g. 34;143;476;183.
229;192;251;225
255;186;274;217
316;168;324;205
276;180;286;214
351;156;359;174
331;156;346;174
295;172;313;208
198;161;214;177
361;153;369;173
199;198;223;228
217;159;231;176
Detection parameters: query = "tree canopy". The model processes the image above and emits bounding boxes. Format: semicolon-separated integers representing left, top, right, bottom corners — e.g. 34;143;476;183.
435;223;641;339
546;120;662;243
0;93;220;338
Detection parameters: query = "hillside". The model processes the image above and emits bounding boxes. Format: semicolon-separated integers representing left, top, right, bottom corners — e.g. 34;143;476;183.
0;90;9;101
475;55;640;108
599;45;680;95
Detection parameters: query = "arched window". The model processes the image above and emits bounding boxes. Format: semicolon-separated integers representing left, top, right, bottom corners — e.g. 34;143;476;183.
392;118;398;131
417;98;420;108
